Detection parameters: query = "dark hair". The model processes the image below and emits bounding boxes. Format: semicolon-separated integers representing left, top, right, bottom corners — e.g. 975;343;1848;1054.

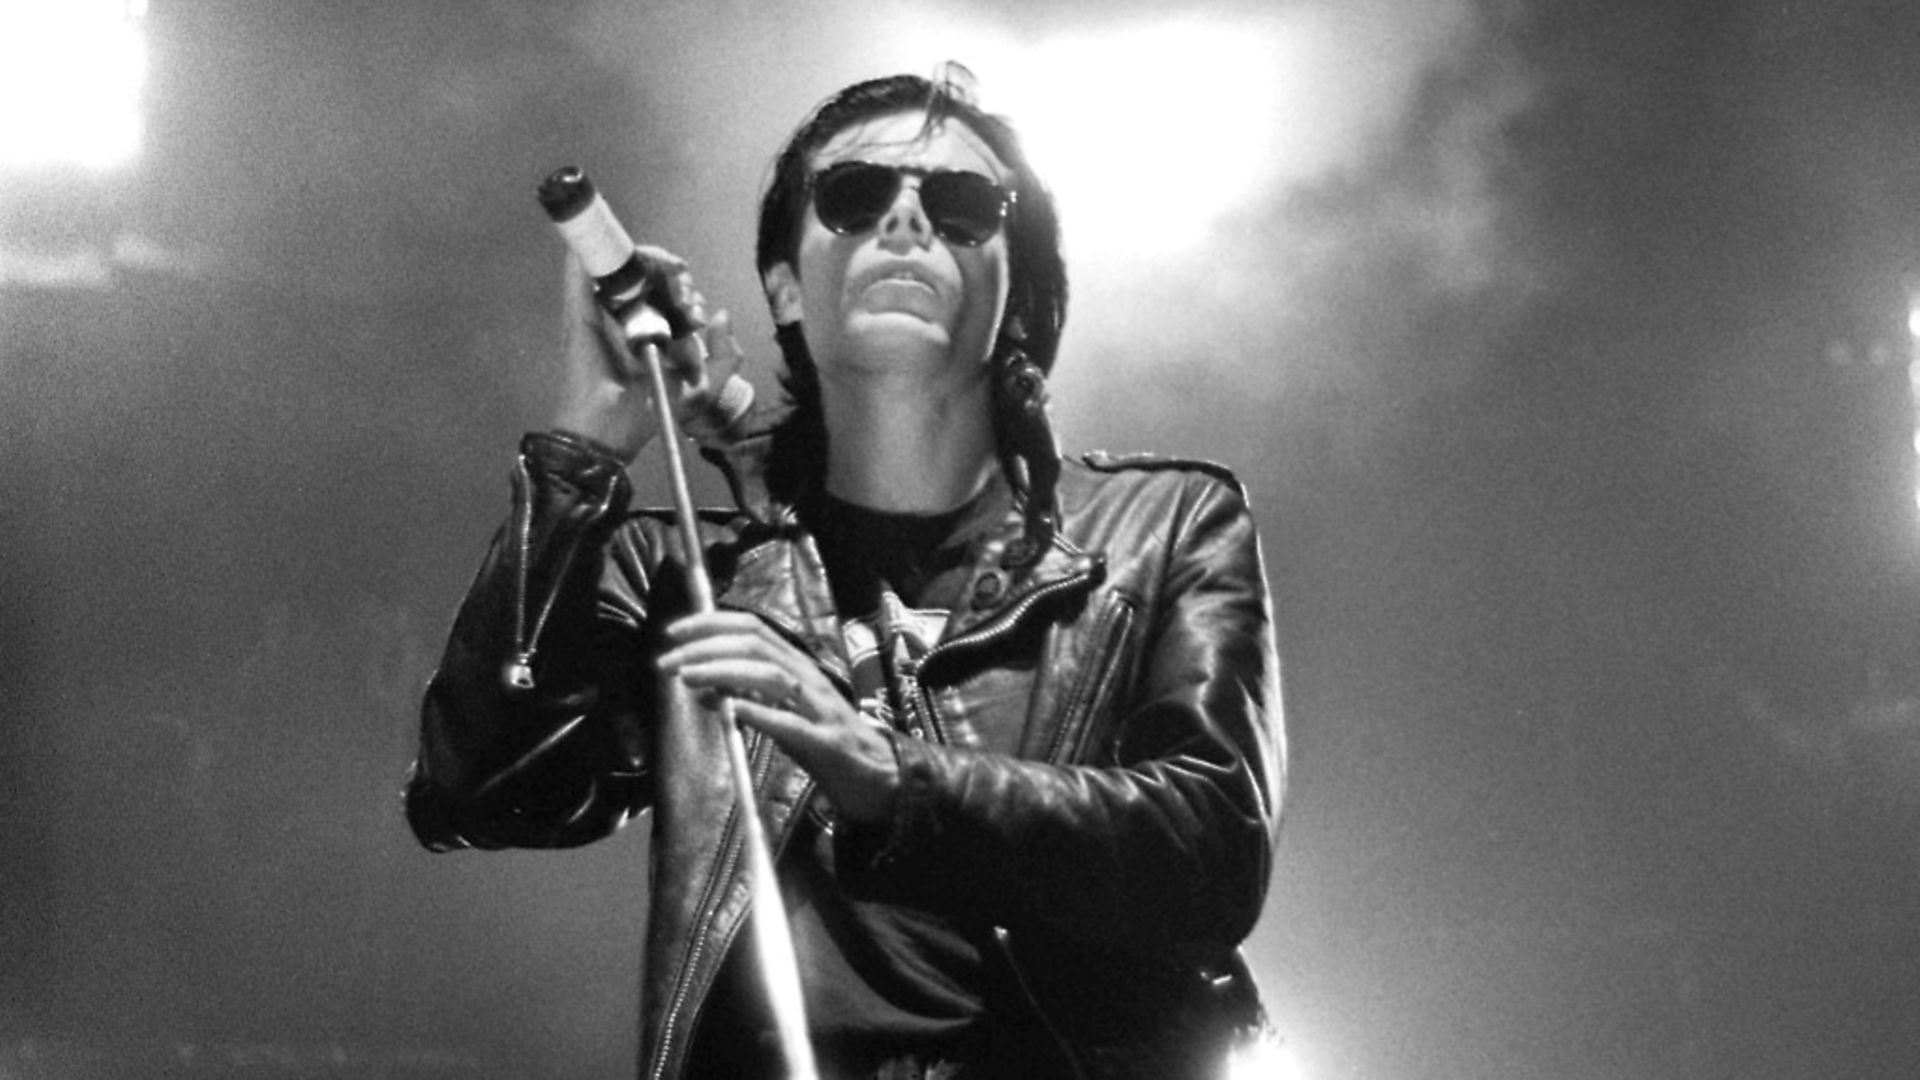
754;65;1067;560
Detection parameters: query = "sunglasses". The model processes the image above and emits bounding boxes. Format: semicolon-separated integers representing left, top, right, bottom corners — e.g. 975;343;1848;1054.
809;161;1016;247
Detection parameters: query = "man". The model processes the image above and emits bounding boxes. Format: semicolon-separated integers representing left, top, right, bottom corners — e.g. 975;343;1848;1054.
406;68;1285;1079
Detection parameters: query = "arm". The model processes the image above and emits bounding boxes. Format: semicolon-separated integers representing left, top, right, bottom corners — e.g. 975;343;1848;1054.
406;252;750;851
839;475;1284;957
405;431;660;850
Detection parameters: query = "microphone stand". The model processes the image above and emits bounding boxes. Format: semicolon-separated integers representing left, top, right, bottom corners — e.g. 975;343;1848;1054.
632;321;819;1080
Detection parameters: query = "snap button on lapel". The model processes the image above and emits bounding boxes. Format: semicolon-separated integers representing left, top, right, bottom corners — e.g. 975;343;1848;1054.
971;571;1006;608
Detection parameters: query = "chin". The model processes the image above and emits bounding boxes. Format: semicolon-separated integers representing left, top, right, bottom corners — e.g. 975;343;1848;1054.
843;312;955;360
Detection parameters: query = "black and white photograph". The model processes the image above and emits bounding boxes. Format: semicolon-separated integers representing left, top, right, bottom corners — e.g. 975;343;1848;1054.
3;1;1918;1077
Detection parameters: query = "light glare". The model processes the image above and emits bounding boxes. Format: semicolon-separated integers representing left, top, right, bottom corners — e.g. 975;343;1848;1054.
1227;1035;1311;1080
0;0;147;170
996;18;1293;256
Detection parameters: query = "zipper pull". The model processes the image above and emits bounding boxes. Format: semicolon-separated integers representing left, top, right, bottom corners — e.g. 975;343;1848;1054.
502;652;536;692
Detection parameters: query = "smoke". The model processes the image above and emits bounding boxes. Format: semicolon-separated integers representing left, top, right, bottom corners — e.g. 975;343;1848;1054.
546;0;1552;468
1022;0;1551;460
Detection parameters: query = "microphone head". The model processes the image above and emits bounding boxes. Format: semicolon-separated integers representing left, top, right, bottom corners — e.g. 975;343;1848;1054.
537;166;595;221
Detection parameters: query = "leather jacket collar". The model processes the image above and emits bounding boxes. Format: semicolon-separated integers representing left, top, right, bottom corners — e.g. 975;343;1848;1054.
713;487;1106;684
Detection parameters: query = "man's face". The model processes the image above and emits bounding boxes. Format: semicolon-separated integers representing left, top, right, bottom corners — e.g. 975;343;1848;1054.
772;109;1013;392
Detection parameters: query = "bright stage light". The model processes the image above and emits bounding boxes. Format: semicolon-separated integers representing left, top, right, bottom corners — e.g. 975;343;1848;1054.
0;0;148;170
1225;1033;1311;1080
873;9;1390;259
992;18;1292;256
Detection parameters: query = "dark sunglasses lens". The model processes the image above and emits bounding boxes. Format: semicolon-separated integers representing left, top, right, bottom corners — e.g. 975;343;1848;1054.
921;172;1007;246
814;164;899;234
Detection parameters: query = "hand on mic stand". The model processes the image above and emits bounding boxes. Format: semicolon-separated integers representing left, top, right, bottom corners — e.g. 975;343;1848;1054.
554;251;752;463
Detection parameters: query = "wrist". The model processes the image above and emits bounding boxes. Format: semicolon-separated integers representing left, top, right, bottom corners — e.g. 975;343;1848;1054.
550;405;654;465
526;426;621;459
831;723;905;827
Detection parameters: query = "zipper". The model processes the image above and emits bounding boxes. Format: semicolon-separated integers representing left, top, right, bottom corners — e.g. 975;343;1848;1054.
648;724;815;1079
919;561;1100;683
896;657;942;744
648;799;745;1080
893;562;1101;746
502;454;621;692
502;455;536;688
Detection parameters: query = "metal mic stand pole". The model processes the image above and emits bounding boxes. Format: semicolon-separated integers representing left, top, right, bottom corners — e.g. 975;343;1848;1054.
634;325;819;1080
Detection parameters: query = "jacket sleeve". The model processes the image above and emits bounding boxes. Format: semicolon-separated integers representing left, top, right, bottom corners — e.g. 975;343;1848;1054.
404;431;661;851
838;472;1285;959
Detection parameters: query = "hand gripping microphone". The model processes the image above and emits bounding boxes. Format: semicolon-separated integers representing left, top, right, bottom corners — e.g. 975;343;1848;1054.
536;166;754;436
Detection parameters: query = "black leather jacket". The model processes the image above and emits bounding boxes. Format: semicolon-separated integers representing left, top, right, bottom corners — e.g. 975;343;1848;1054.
406;430;1285;1079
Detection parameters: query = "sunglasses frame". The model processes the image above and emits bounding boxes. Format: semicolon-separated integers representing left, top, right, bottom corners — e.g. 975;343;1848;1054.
807;160;1016;247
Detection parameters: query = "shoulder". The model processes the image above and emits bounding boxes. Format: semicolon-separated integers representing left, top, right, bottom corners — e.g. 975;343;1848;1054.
1054;450;1259;556
1067;450;1248;500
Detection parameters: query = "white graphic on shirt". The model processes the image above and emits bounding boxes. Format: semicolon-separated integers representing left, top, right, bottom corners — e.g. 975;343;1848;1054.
840;588;948;730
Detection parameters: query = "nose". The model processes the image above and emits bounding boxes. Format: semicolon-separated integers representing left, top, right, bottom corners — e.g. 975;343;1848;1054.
876;176;933;251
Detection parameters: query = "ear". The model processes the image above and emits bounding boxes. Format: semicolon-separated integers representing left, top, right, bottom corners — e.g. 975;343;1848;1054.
762;263;803;325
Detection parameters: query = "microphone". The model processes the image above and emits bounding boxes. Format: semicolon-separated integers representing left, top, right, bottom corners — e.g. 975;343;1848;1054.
537;166;754;436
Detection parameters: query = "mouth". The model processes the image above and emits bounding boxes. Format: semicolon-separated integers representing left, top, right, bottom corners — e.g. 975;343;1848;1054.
852;261;939;296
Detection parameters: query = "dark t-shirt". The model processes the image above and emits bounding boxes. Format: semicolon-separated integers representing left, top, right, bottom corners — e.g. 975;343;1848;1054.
687;479;1021;1077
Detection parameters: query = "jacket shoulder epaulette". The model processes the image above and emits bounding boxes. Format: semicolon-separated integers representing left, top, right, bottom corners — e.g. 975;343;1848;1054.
1078;449;1245;496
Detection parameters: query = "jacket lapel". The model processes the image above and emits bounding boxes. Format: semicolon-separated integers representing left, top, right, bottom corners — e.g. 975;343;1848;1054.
940;508;1106;648
714;522;853;690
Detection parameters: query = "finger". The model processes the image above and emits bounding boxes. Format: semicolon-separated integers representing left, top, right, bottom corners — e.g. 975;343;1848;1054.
632;244;688;275
669;654;782;689
659;640;803;693
658;637;766;673
629;245;705;330
729;698;902;825
673;659;807;714
679;285;711;328
701;309;745;383
665;610;779;644
661;324;712;388
729;698;825;757
657;613;805;684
